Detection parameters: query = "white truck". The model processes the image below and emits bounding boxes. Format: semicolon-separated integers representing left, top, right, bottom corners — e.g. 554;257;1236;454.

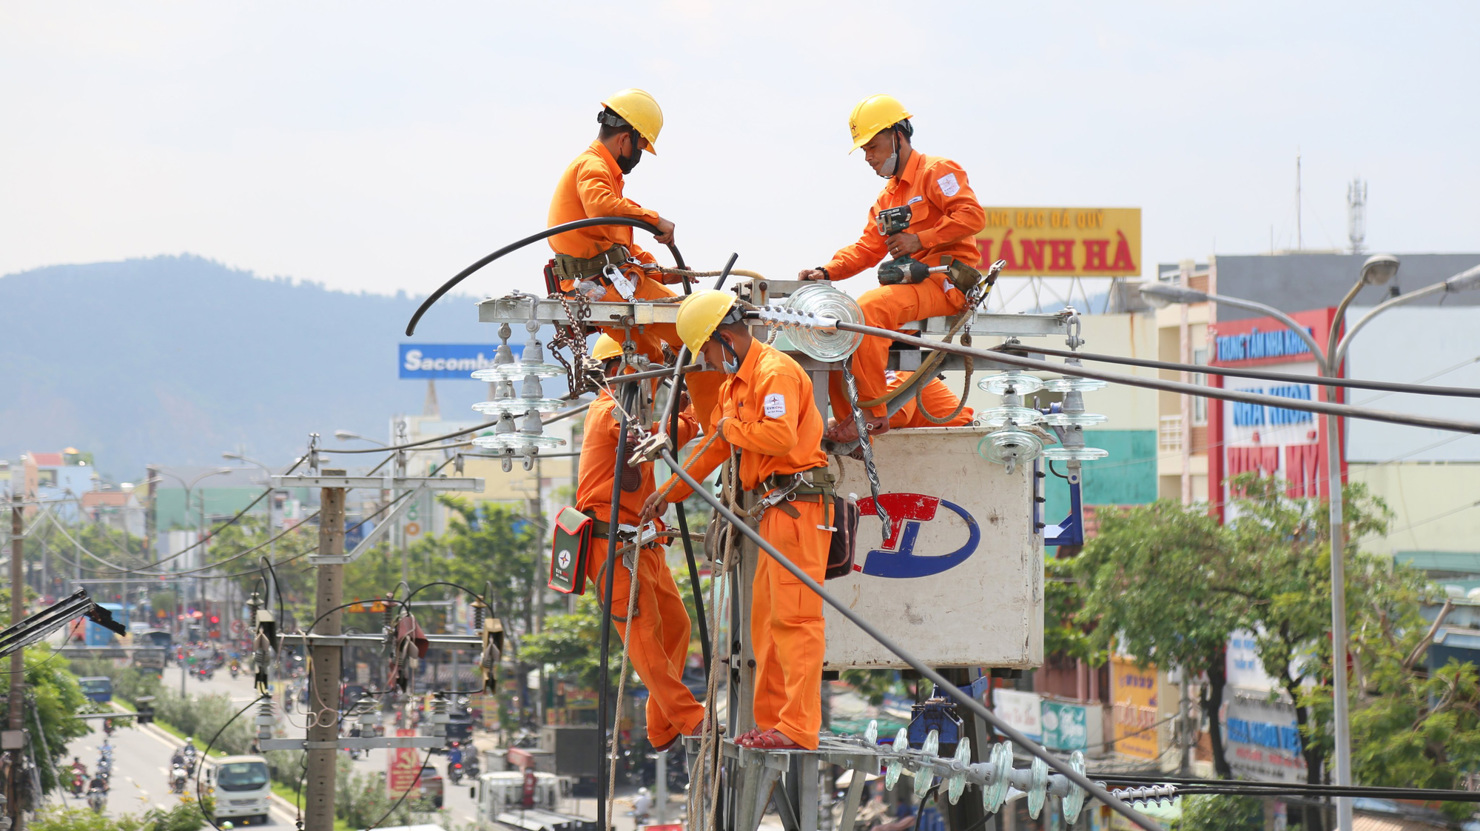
211;755;272;827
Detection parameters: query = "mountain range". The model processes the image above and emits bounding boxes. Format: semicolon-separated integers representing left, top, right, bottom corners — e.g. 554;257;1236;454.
0;255;509;481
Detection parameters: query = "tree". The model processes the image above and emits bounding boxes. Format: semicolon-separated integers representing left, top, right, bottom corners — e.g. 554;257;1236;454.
1173;794;1263;831
0;647;92;804
1070;501;1242;777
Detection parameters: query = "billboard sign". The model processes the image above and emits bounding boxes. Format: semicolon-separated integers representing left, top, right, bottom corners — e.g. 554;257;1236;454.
1040;699;1094;752
1209;308;1343;518
975;207;1141;277
992;689;1043;742
1110;655;1162;760
398;344;520;379
388;728;420;794
1224;689;1307;783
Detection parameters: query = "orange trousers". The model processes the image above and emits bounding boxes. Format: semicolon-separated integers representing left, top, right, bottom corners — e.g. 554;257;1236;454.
840;278;967;419
587;539;704;747
752;498;831;749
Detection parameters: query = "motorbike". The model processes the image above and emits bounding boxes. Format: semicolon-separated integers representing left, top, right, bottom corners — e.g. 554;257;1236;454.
103;718;115;737
465;756;480;778
448;761;463;784
87;787;105;814
70;771;85;796
170;766;187;794
229;661;240;679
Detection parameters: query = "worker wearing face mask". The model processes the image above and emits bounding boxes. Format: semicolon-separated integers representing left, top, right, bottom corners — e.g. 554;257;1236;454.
798;94;986;443
547;89;684;363
641;291;833;751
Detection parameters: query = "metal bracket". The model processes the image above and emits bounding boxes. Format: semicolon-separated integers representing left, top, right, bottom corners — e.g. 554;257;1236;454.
278;633;483;647
271;475;482;491
259;736;447;751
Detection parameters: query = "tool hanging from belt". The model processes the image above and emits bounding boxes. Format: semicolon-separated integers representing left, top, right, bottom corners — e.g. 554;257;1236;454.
747;468;835;523
590;519;660;624
548;244;641;301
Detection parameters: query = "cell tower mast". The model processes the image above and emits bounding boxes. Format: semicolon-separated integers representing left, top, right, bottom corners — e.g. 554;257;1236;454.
1347;178;1367;253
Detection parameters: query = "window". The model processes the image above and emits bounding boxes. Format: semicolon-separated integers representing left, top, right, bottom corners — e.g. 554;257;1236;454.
217;762;269;791
1192;347;1209;426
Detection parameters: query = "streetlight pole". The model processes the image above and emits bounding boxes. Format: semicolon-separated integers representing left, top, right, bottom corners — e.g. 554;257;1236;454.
1140;257;1480;831
222;453;278;616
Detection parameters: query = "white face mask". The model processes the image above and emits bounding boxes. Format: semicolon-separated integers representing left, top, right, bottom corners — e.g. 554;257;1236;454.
719;337;741;374
876;130;899;179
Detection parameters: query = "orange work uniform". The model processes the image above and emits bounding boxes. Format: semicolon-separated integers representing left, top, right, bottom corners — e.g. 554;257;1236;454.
549;140;680;363
821;150;986;418
660;340;831;749
887;371;974;429
576;392;705;747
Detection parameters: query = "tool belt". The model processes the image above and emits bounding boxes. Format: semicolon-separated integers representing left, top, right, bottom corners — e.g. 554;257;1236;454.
749;467;859;580
551;244;630;282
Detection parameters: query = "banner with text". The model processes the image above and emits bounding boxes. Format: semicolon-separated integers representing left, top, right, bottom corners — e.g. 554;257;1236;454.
992;689;1043;743
399;344;520;379
388;728;420;794
1209;307;1342;517
975;207;1141;277
1110;655;1163;760
1224;689;1308;783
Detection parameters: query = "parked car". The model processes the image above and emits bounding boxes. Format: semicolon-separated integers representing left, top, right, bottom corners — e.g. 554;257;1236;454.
416;765;444;808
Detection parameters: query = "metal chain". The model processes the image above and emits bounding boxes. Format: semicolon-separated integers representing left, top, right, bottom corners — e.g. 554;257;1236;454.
841;357;891;532
550;292;592;395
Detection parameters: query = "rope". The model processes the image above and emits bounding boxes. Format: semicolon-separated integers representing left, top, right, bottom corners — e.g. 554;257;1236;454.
910;330;976;425
691;451;742;831
604;552;642;823
657;267;767;282
855;280;992;410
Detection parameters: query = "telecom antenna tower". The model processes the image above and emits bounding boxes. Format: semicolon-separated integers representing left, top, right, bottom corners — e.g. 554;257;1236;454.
1347;178;1368;254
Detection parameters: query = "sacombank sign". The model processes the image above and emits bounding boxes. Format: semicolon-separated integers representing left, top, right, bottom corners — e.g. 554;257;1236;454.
398;344;522;379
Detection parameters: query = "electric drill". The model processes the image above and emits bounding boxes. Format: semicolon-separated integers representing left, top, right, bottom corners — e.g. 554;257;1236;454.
875;205;930;285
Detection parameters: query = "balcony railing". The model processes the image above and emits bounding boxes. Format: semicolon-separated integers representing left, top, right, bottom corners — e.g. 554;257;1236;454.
1159;415;1185;454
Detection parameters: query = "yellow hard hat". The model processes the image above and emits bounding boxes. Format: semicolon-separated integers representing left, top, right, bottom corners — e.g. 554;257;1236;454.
675;290;741;354
848;94;912;153
601;88;663;155
590;334;623;363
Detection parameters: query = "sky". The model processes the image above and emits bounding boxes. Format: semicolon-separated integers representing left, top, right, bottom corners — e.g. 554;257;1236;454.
3;1;1477;305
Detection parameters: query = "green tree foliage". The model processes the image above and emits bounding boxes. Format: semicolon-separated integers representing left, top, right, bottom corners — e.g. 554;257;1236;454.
1070;501;1241;777
31;800;207;831
522;593;631;690
1173;794;1263;831
0;647;91;802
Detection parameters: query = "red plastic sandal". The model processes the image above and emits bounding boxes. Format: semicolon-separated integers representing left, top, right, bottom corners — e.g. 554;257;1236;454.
738;728;804;750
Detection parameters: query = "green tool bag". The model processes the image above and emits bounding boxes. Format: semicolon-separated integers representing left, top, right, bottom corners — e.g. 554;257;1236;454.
549;506;594;595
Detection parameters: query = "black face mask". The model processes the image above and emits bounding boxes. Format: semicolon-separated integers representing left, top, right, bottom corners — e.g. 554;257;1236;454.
617;132;642;174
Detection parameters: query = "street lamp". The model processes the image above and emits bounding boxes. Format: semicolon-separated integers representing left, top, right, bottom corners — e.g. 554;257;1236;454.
1139;257;1480;831
333;430;387;447
222;452;279;619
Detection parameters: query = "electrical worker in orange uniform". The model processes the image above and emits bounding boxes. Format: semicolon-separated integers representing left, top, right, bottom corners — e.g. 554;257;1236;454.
885;370;974;429
547;88;685;364
798;94;987;442
576;334;706;751
640;290;833;751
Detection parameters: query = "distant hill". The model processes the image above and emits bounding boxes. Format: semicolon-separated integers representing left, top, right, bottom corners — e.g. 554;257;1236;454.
0;255;511;481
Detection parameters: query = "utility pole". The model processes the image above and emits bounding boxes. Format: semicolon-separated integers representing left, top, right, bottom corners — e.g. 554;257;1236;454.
8;493;26;831
303;471;346;831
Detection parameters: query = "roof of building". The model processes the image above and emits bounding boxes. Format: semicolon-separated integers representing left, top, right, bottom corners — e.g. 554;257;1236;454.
1155;252;1480;323
1396;550;1480;575
29;452;65;467
80;491;131;508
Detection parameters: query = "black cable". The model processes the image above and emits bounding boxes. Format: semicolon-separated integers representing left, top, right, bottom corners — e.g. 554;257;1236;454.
405;216;688;336
364;746;435;830
666;254;738;677
195;692;268;831
403;581;486;607
826;318;1480;436
1018;343;1480;399
594;413;629;831
1095;772;1480;802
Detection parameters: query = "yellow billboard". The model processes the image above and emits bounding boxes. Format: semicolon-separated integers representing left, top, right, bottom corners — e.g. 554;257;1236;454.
975;207;1142;277
1110;654;1162;760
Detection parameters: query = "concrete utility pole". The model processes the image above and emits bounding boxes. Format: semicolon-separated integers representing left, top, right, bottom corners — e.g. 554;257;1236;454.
8;493;25;831
304;472;346;831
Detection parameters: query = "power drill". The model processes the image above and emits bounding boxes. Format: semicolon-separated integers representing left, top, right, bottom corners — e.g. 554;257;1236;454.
875;205;930;285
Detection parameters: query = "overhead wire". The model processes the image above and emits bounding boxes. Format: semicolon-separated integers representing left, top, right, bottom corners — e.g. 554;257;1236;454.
1016;344;1480;399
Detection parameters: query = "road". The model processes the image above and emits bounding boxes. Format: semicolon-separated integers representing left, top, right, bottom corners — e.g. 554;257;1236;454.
60;664;665;829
